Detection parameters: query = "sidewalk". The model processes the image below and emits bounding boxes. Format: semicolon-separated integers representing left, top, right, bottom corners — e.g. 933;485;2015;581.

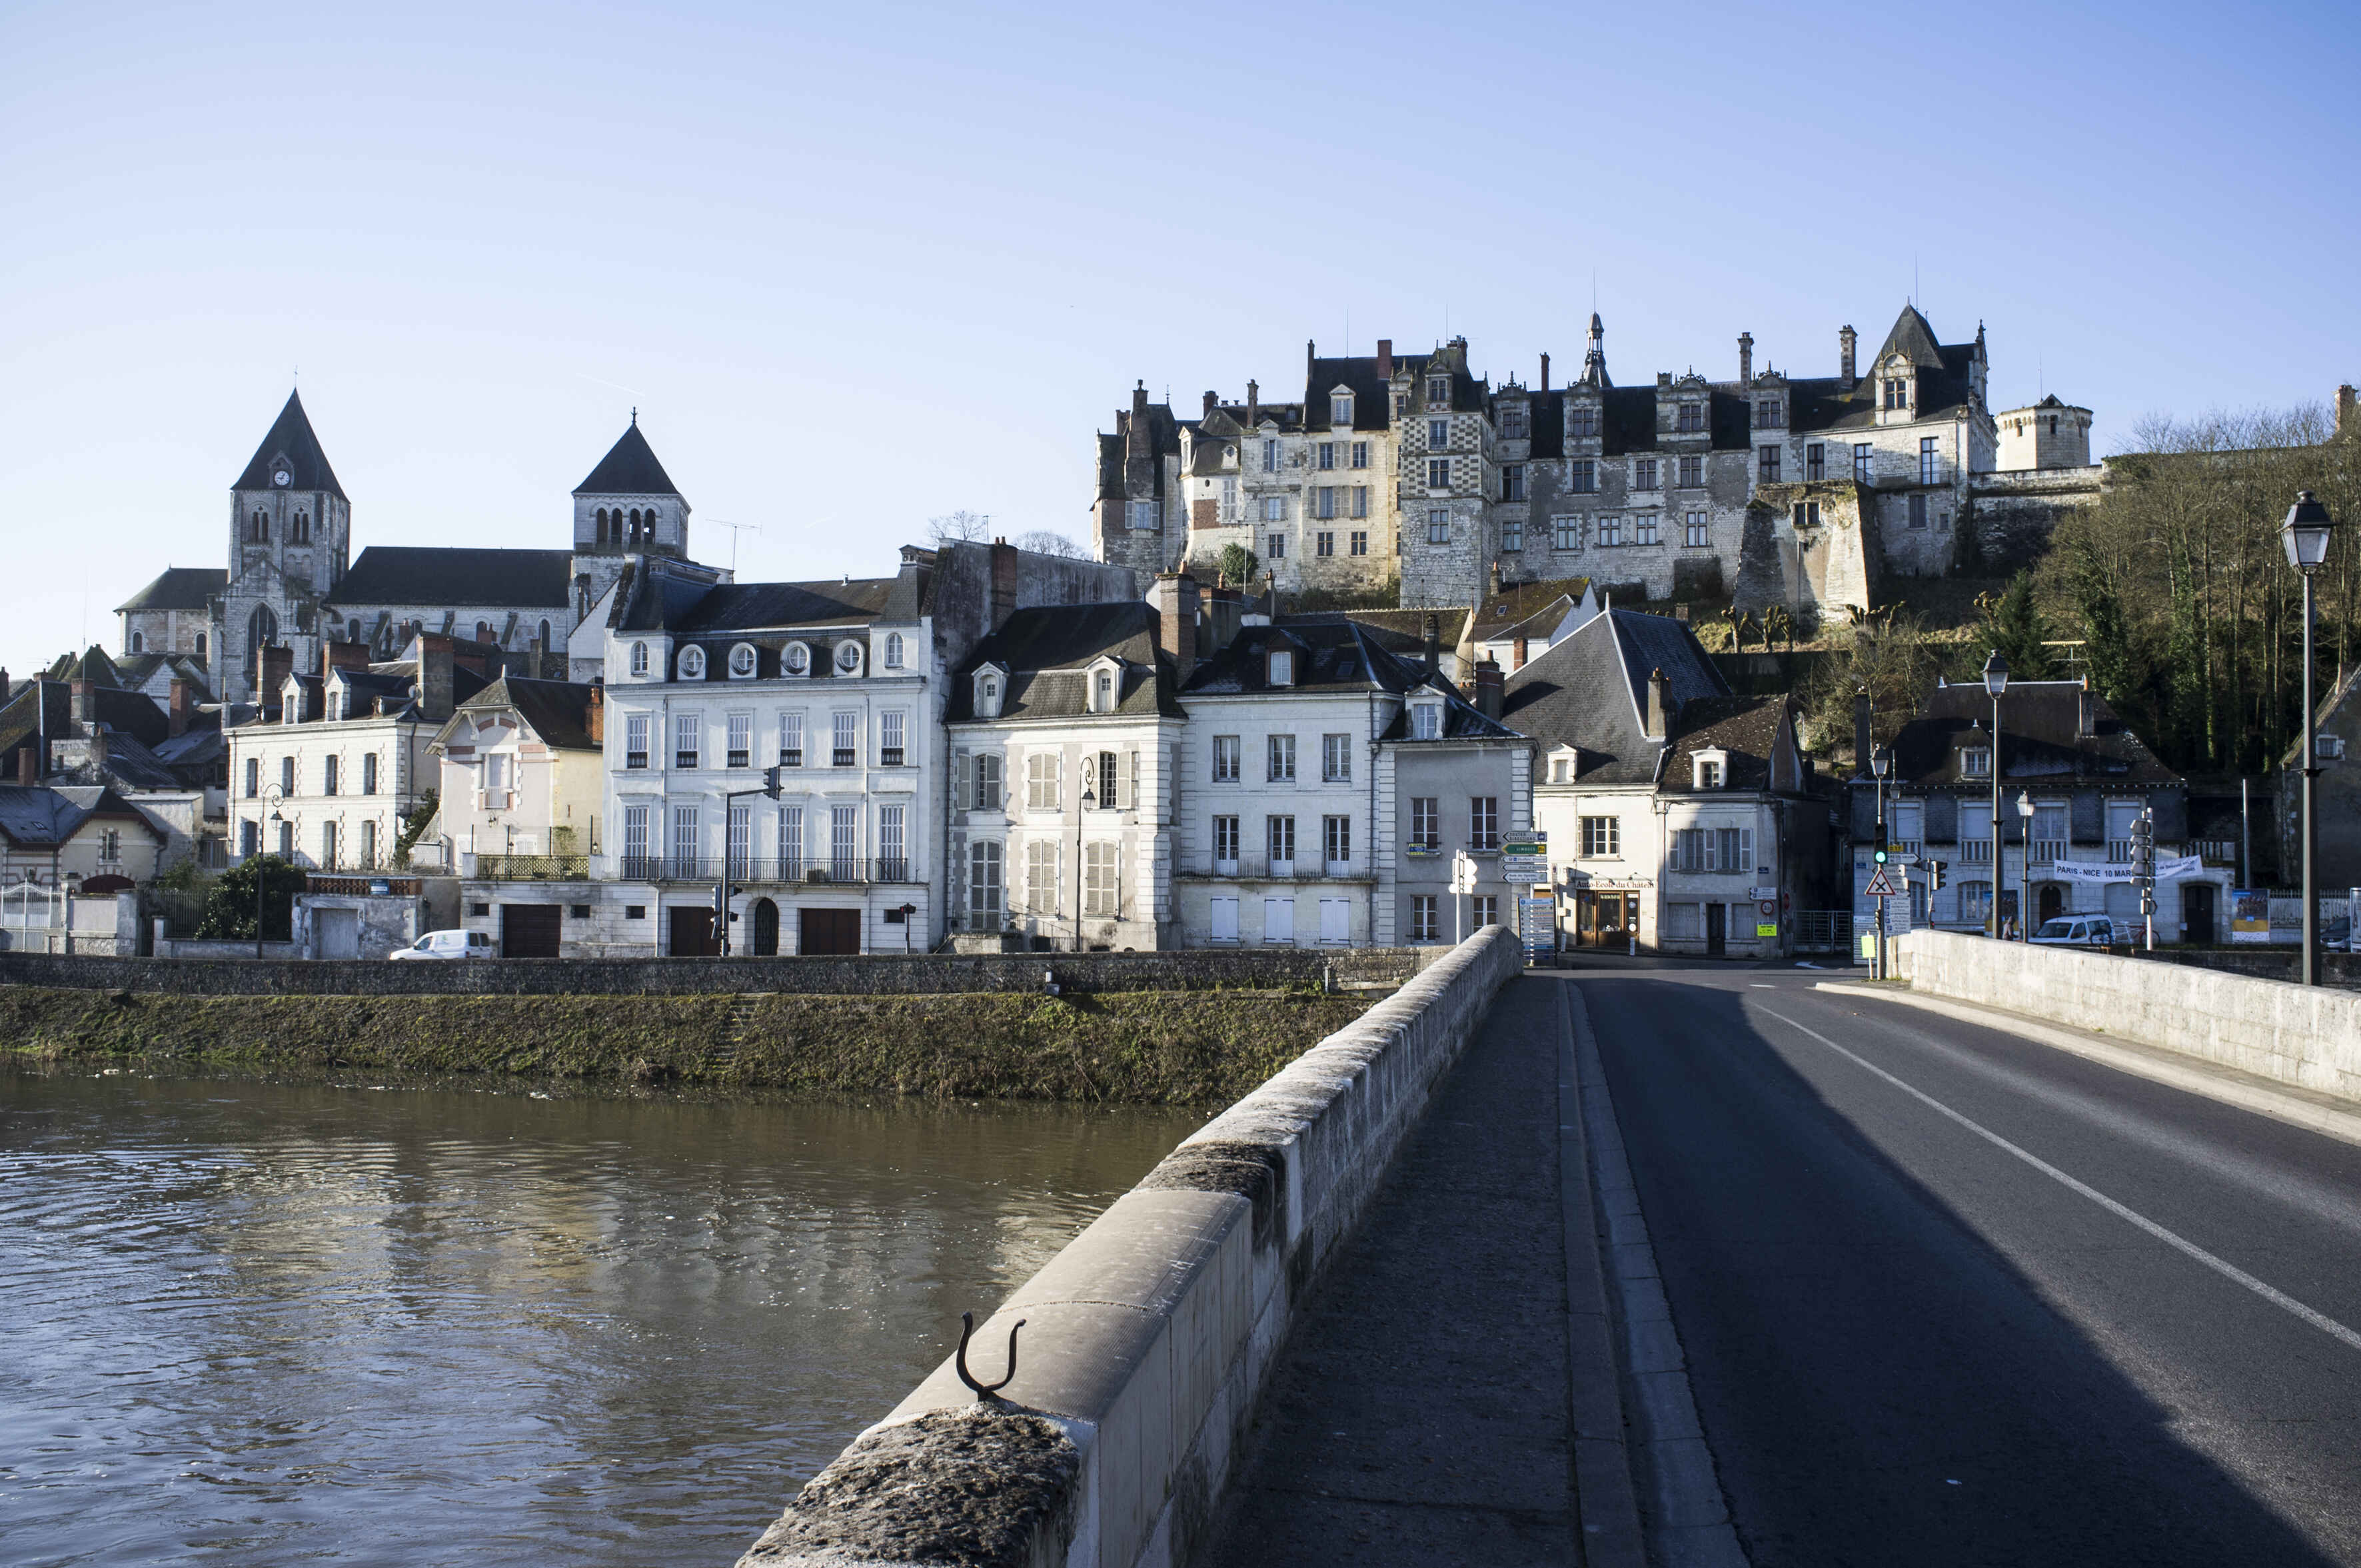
1199;977;1585;1567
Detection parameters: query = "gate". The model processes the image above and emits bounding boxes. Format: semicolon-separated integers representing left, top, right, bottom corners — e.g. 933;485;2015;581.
500;903;562;958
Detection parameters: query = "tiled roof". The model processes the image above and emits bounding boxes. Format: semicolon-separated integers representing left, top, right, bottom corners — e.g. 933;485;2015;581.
574;419;681;496
233;390;346;500
332;547;575;610
117;566;227;613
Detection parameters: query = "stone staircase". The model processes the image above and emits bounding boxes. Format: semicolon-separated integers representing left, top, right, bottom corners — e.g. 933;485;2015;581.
708;994;771;1071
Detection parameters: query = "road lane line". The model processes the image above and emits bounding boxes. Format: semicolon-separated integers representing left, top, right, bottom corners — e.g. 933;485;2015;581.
1761;1007;2361;1357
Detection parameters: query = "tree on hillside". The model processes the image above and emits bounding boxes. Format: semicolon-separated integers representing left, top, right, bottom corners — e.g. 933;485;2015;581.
926;510;992;546
1014;529;1086;559
194;855;305;942
1797;610;1952;769
1976;572;2053;682
1216;543;1259;589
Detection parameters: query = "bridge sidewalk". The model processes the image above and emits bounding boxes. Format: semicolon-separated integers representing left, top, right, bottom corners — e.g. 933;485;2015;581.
1199;976;1587;1566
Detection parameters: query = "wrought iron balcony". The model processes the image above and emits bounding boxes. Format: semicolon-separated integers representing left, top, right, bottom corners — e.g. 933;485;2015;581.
614;855;914;885
474;854;590;882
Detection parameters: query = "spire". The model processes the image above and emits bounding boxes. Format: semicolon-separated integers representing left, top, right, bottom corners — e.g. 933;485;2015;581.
575;418;682;496
1581;312;1611;389
233;389;347;500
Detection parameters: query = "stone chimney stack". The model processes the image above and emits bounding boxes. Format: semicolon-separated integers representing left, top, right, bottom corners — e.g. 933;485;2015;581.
168;678;191;738
1307;339;1316;381
1423;612;1441;673
1154;571;1199;688
1539;352;1550;393
1739;331;1754;385
1245;379;1259;428
1840;325;1859;392
586;683;605;745
1474;657;1504;720
17;743;37;786
69;679;95;729
1853;686;1873;774
989;538;1019;632
1489;560;1502;596
1376;340;1393;381
2079;673;2098;738
2339;383;2358;436
1646;668;1673;741
1203;390;1217;418
323;640;369;682
414;634;455;722
259;646;293;716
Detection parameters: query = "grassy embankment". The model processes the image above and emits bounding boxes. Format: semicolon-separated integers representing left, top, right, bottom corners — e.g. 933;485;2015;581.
0;986;1375;1103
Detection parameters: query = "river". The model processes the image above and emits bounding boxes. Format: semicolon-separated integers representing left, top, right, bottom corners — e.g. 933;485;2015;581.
0;1068;1203;1567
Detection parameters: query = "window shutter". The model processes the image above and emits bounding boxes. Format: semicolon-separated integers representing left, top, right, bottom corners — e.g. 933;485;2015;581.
1742;828;1755;871
1124;750;1138;811
957;750;972;806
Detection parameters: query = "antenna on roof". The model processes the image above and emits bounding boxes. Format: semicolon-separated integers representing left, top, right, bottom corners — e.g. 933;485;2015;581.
710;519;762;573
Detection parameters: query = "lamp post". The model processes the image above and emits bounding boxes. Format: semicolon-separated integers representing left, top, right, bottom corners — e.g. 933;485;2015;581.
253;784;287;959
1871;743;1892;978
1073;778;1096;953
2015;790;2036;940
1982;649;2008;938
2282;490;2336;987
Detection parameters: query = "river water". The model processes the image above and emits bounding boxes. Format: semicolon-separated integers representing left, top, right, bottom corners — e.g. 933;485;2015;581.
0;1069;1203;1567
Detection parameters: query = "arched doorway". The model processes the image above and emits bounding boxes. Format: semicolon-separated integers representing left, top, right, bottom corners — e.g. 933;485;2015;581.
750;898;779;956
2037;884;2066;927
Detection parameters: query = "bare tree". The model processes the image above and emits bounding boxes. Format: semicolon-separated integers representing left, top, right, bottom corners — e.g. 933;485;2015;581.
1014;529;1087;560
926;509;992;547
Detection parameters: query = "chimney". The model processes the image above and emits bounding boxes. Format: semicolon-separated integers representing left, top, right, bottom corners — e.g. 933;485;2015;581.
1853;686;1872;774
1646;668;1673;741
1488;559;1501;597
586;683;605;745
1423;612;1441;673
2339;384;2358;436
1154;571;1199;688
416;634;455;721
259;645;293;715
1376;339;1393;381
323;640;369;681
1245;379;1259;427
69;678;95;729
1739;331;1754;385
1539;352;1549;393
1203;389;1217;418
989;538;1019;632
1474;656;1504;720
1839;325;1858;392
2078;672;2098;738
1307;339;1316;381
168;678;191;738
1129;381;1150;444
16;744;36;786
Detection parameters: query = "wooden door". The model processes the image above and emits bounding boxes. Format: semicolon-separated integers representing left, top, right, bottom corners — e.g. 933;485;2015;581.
751;898;779;956
668;907;718;956
500;903;562;958
1706;902;1727;956
797;908;861;956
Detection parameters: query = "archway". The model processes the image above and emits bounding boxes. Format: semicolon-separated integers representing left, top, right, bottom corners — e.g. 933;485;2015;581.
2036;884;2066;927
750;898;779;956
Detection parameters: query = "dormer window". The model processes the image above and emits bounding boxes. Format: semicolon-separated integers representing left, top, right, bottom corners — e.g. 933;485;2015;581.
884;632;905;670
1569;402;1599;439
835;640;864;676
1427;375;1449;406
1411;702;1442;740
1693;748;1729;790
784;642;812;676
1092;668;1116;712
1883;376;1911;411
1331;394;1353;424
1549;750;1577;784
678;645;705;680
973;668;1004;719
728;643;757;678
1961;746;1992;778
1267;648;1293;687
1677;402;1704;434
629;642;648;677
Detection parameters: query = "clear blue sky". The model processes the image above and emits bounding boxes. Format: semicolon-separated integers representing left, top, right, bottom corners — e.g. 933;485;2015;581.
5;0;2356;676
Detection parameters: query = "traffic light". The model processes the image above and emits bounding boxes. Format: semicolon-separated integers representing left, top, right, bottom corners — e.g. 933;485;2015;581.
1873;820;1889;864
1927;859;1946;894
764;766;788;800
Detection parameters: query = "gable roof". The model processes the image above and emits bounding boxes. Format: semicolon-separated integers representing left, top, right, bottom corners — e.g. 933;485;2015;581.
117;566;227;613
1874;303;1947;370
0;783;161;848
1471;576;1592;643
574;418;681;496
1889;680;2179;788
448;676;603;750
1501;609;1729;785
948;601;1180;721
1659;694;1793;794
233;389;346;500
331;546;574;610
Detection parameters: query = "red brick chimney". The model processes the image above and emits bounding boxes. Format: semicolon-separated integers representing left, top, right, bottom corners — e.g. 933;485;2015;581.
586;682;604;744
987;538;1019;632
1154;571;1199;688
259;646;293;716
323;640;370;680
1474;656;1504;720
1376;340;1393;381
167;678;191;738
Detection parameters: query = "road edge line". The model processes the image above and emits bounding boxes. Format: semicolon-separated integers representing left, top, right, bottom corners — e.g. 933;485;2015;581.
1811;982;2361;1151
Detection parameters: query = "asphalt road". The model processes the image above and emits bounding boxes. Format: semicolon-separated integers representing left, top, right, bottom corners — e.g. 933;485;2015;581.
1576;967;2361;1566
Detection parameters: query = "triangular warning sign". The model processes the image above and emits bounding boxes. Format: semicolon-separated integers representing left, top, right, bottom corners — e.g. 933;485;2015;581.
1864;866;1897;897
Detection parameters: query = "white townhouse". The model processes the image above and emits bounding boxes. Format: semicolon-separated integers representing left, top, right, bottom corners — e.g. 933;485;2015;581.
430;675;609;957
599;542;1135;956
1373;662;1533;946
943;576;1192;951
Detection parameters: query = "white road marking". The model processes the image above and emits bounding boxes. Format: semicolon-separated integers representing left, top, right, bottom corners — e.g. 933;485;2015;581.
1761;1008;2361;1357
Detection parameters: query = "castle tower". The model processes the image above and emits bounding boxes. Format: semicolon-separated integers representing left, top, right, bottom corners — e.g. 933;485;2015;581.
221;389;351;700
570;412;692;633
1581;312;1612;388
1993;394;2093;470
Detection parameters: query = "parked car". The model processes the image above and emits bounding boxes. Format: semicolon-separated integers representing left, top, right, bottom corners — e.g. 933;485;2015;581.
2030;915;2117;947
389;929;494;960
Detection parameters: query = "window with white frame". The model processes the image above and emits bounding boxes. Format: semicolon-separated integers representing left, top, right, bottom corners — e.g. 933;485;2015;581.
778;805;803;873
727;802;751;876
727;713;752;768
730;643;756;678
1268;648;1293;686
671;803;700;876
1685;512;1709;548
1267;814;1295;867
884;632;905;669
1428;416;1449;447
1473;894;1499;927
973;751;1003;809
679;645;706;679
1555;515;1581;550
1025;840;1059;916
1679;454;1703;487
1961;882;1994;922
1267;733;1295;782
880;710;906;766
1411;796;1439;850
1599;515;1623;547
1027;751;1061;809
1126;499;1158;531
674;713;699;770
830;804;860;876
1634;458;1658;491
630;642;648;676
1323;733;1351;782
363;753;378;794
1635;514;1660;546
1211;814;1239;869
1261;495;1286;522
1084;841;1119;916
1331;394;1353;424
1961;745;1991;778
968;840;1002;921
1262;438;1278;472
1317;442;1335;471
832;712;858;768
1351;442;1369;468
1412;702;1441;740
1323;814;1350;867
785;642;811;676
1267;532;1287;559
1351;529;1368;555
1315;485;1335;519
877;804;905;878
1409;894;1439;941
1351;484;1369;518
1212;735;1239;782
1582;816;1619;857
1316;530;1334;556
778;712;804;767
1469;796;1499;850
623;804;648;869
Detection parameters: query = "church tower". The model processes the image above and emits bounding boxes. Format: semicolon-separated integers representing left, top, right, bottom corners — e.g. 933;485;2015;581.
568;414;694;655
220;390;351;700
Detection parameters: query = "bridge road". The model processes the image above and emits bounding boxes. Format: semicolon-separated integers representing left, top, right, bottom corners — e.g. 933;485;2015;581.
1580;967;2361;1567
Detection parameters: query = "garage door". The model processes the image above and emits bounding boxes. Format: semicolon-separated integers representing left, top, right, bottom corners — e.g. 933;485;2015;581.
668;907;718;956
798;908;862;956
501;903;563;958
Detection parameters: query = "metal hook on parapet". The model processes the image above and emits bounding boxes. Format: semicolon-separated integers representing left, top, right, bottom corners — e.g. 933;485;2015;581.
955;1310;1025;1401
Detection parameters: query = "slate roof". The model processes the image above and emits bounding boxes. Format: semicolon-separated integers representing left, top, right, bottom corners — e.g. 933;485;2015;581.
1179;618;1518;743
1887;680;2179;788
47;646;124;686
1525;389;1565;459
450;676;603;750
657;576;902;634
81;731;184;792
117;566;227;613
233;390;347;500
574;418;681;496
333;547;575;609
1658;695;1792;795
0;783;158;848
0;680;69;762
1785;305;1982;435
1303;353;1400;433
1283;608;1470;651
1501;609;1730;785
947;601;1181;722
1471;576;1592;643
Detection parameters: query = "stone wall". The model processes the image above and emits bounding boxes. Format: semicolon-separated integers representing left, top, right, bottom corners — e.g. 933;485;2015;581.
0;944;1441;998
1895;928;2361;1102
734;926;1523;1568
1962;466;2102;573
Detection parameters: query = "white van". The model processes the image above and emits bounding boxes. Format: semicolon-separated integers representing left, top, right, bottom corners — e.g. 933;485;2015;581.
388;928;496;961
2030;915;2117;947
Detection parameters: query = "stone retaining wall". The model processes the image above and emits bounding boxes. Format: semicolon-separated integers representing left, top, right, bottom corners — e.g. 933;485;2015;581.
734;926;1526;1568
0;945;1437;998
1896;929;2361;1103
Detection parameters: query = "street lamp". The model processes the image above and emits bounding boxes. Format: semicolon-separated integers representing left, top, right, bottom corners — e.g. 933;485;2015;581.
2282;490;2336;986
1983;650;2008;938
2015;790;2036;940
253;784;287;959
1871;744;1892;978
1073;778;1096;952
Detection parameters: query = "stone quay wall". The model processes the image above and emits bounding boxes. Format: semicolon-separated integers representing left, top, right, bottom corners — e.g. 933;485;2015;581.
734;926;1525;1568
0;946;1439;999
1896;928;2361;1104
